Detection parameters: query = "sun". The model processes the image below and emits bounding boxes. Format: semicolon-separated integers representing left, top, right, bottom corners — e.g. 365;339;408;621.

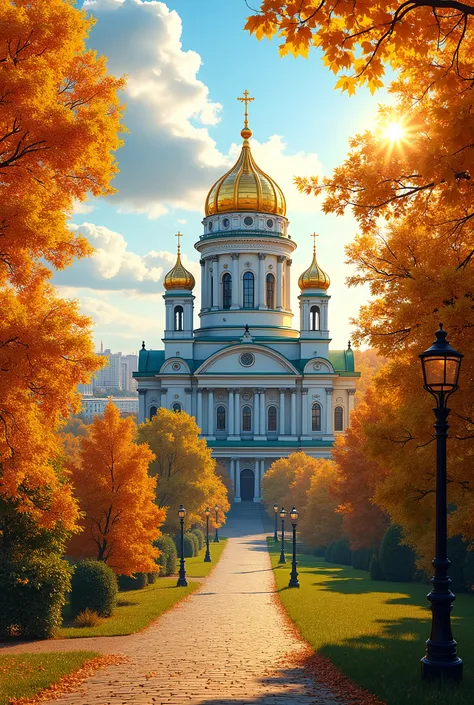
383;121;405;142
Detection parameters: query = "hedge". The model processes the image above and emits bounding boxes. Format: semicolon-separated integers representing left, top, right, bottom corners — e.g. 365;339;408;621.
379;525;416;582
70;560;118;617
352;548;374;572
155;535;177;576
327;538;352;566
118;572;148;591
191;528;205;550
369;553;385;581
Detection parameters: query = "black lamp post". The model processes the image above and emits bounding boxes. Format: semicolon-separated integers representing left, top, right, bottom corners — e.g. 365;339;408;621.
419;324;463;682
278;507;286;564
289;506;300;588
204;507;212;563
214;504;220;543
177;504;188;587
273;503;279;542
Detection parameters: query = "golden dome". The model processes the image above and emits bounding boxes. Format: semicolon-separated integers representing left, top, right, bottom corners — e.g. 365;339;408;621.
163;232;195;291
204;91;286;217
298;234;330;291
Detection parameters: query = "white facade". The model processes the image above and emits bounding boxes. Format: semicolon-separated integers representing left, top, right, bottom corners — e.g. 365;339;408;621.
82;397;139;419
134;117;359;503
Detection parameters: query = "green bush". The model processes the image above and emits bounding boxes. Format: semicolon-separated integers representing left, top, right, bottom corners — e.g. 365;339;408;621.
330;538;352;566
0;553;72;639
189;532;199;556
352;548;374;572
324;542;334;562
118;572;148;591
155;535;177;576
446;536;468;592
147;571;158;584
463;549;474;593
369;553;385;581
175;532;195;558
379;525;416;582
191;528;205;550
70;560;118;617
313;546;327;557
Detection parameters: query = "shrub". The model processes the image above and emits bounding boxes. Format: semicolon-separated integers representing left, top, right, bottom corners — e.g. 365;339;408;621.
118;572;148;591
464;549;474;593
330;538;352;566
188;532;199;556
324;542;334;563
447;536;468;592
313;546;327;557
352;548;373;572
175;532;196;558
191;528;205;550
147;571;158;584
70;560;118;617
369;553;385;581
0;553;72;640
155;535;177;576
379;525;416;582
74;608;102;628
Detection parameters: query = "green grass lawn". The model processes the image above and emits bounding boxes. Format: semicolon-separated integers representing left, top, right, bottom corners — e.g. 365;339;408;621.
60;539;227;638
0;652;97;705
268;539;474;705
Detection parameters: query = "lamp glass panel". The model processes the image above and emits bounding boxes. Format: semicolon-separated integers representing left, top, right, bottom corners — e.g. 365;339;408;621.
445;357;461;387
290;509;299;524
205;508;210;516
178;507;185;518
273;504;278;512
280;510;286;519
424;356;459;391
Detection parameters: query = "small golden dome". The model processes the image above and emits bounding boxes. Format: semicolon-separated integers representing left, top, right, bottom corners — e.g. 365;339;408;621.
204;91;286;217
298;234;330;291
163;232;195;291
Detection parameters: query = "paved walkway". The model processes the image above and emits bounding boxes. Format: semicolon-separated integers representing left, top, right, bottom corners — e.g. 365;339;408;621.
3;509;340;704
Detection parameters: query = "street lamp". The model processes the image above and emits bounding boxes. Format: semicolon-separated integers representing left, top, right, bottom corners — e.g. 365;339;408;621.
279;507;286;564
177;504;188;587
289;506;300;588
214;504;220;543
204;507;212;563
419;324;463;681
273;503;279;542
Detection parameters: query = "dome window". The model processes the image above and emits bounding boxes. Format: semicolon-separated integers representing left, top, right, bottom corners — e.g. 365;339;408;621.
244;216;254;227
222;218;230;228
208;221;213;231
266;218;274;228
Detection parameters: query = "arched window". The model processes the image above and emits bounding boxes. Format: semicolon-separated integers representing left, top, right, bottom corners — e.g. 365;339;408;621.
149;406;157;420
267;405;277;432
222;273;232;310
172;403;182;413
310;305;320;331
216;405;226;431
243;271;254;309
242;405;252;432
266;273;275;308
312;403;321;432
334;406;344;431
174;305;184;331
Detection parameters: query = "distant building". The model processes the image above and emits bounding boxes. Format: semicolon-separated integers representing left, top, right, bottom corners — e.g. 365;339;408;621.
82;397;139;419
95;349;123;390
122;354;138;393
78;382;94;396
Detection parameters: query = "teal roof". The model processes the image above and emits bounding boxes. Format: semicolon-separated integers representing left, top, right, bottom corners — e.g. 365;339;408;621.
136;349;165;374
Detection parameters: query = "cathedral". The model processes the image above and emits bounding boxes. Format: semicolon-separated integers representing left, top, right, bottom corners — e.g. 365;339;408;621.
134;94;359;503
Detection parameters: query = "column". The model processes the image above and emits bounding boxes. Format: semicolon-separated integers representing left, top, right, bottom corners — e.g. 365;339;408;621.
348;388;356;420
290;388;297;437
231;253;239;309
230;457;235;494
235;458;241;502
138;388;147;424
276;256;284;309
325;387;333;435
208;388;215;436
197;388;203;430
234;388;241;436
259;389;266;437
254;458;260;501
279;388;286;436
211;256;218;310
228;389;235;436
301;388;309;437
285;258;292;310
204;259;211;310
200;259;207;311
160;387;168;410
185;387;192;415
253;389;259;436
258;253;266;309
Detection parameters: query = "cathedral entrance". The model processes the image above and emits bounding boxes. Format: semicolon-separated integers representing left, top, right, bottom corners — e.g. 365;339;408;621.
240;469;255;502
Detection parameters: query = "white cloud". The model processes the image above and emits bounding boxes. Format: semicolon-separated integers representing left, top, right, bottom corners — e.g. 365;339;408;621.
177;218;187;224
54;222;200;295
72;200;95;215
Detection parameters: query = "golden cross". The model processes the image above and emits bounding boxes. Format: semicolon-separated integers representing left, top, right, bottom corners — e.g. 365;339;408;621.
237;89;254;128
176;231;183;253
311;232;319;252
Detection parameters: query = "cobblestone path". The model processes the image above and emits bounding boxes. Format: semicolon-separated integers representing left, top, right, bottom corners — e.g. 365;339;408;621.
4;509;341;704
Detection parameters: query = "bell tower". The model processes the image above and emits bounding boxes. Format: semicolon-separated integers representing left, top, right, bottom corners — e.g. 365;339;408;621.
163;232;195;359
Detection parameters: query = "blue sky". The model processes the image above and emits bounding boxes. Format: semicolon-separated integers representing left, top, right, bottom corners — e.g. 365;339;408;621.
59;0;389;353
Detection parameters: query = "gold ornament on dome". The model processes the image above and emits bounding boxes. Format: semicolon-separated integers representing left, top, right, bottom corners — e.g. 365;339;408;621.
204;91;286;217
163;232;195;291
298;233;331;291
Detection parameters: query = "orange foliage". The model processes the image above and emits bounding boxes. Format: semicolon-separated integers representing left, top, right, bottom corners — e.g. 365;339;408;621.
261;452;318;517
138;409;230;534
0;0;124;528
68;403;164;575
300;460;342;550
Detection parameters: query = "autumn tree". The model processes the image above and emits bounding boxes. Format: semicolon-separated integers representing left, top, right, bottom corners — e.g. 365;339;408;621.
353;349;386;404
261;451;319;517
68;403;163;575
0;0;124;527
138;409;230;534
300;460;342;550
